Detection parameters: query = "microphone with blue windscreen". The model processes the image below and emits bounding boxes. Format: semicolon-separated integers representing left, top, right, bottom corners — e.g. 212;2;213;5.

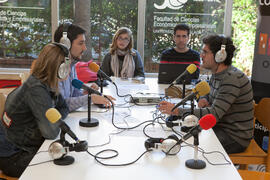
71;79;100;127
72;79;102;96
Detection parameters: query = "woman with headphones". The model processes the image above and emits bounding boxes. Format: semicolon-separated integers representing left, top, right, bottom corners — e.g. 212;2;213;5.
0;43;73;177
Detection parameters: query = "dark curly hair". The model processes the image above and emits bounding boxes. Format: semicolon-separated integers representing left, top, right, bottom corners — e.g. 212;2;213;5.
202;34;236;65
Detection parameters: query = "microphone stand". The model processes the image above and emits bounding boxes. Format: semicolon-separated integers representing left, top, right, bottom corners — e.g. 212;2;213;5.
180;99;194;133
185;129;206;169
94;74;107;109
182;79;186;99
53;130;75;165
79;92;99;127
98;74;104;94
191;99;194;114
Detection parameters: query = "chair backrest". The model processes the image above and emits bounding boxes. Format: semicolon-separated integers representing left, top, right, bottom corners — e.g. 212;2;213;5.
254;98;270;160
254;98;270;131
0;93;7;120
238;170;270;180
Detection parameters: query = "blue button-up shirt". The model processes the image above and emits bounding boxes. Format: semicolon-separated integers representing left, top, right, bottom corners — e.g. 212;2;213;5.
59;63;88;112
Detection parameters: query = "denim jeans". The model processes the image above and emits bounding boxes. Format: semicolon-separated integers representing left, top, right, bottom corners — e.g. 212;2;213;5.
0;150;35;178
213;126;246;154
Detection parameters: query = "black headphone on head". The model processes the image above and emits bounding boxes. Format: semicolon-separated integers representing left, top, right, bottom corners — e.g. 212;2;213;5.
52;42;71;80
215;36;227;63
59;22;72;50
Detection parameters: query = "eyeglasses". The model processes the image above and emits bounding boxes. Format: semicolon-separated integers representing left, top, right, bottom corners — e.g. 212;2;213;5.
200;50;212;56
117;37;130;43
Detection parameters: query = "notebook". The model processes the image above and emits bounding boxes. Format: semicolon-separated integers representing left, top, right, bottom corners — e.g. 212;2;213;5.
158;63;198;84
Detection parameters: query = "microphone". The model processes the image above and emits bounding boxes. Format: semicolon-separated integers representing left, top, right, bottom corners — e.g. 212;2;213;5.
88;62;113;83
145;114;216;156
171;81;210;112
171;64;197;85
182;114;216;169
72;79;102;96
45;108;79;142
72;79;100;127
178;114;216;144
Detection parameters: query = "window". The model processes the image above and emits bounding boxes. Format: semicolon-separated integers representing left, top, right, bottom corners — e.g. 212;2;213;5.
90;0;138;61
144;0;226;72
0;0;51;68
1;0;226;71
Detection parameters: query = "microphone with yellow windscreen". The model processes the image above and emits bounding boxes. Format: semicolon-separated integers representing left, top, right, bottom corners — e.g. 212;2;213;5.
192;80;210;99
187;64;197;74
45;108;79;142
88;62;113;82
46;108;62;124
171;81;210;112
171;64;197;85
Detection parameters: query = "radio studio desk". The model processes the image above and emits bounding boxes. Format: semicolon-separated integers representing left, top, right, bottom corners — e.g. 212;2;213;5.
19;77;242;180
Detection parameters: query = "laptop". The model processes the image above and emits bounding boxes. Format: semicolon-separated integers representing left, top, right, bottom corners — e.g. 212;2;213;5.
158;63;198;84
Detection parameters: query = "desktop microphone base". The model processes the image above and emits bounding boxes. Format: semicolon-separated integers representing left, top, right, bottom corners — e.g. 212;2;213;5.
53;155;74;165
185;159;206;169
79;118;99;127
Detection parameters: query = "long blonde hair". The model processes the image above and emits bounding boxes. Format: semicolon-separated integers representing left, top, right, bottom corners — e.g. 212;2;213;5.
32;44;66;93
110;27;133;54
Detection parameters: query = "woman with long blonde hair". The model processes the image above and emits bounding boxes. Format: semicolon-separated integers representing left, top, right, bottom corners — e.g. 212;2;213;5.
101;27;145;78
0;43;71;178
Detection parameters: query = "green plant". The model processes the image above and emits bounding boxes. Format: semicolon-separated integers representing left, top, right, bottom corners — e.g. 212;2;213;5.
232;0;258;76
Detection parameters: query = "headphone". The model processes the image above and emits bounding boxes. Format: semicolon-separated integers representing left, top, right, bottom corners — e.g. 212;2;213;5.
215;36;227;63
165;115;181;128
165;113;197;127
144;134;181;155
48;140;88;160
59;22;71;50
52;42;71;80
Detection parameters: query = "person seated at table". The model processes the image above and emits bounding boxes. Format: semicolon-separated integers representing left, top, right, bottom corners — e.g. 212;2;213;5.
53;23;115;111
158;34;253;154
0;43;112;178
101;27;145;79
160;24;200;80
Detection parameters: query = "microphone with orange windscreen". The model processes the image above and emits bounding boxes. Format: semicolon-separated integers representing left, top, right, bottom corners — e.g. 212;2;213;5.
88;62;113;83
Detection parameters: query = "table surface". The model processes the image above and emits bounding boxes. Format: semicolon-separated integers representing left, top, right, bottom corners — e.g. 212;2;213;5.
19;77;241;180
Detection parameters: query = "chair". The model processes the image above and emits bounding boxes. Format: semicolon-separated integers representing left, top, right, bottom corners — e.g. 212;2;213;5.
238;170;270;180
229;98;270;172
0;171;18;180
0;71;29;88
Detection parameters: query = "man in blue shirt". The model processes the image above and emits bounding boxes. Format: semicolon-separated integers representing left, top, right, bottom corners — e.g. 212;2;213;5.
54;23;115;112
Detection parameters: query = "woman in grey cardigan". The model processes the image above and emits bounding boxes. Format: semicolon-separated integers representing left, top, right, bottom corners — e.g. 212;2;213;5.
101;27;145;78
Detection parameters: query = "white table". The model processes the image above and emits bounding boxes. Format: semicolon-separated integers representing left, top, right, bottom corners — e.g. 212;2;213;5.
19;77;241;180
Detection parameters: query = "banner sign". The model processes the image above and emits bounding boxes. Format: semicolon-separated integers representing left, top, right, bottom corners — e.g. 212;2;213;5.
252;2;270;83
